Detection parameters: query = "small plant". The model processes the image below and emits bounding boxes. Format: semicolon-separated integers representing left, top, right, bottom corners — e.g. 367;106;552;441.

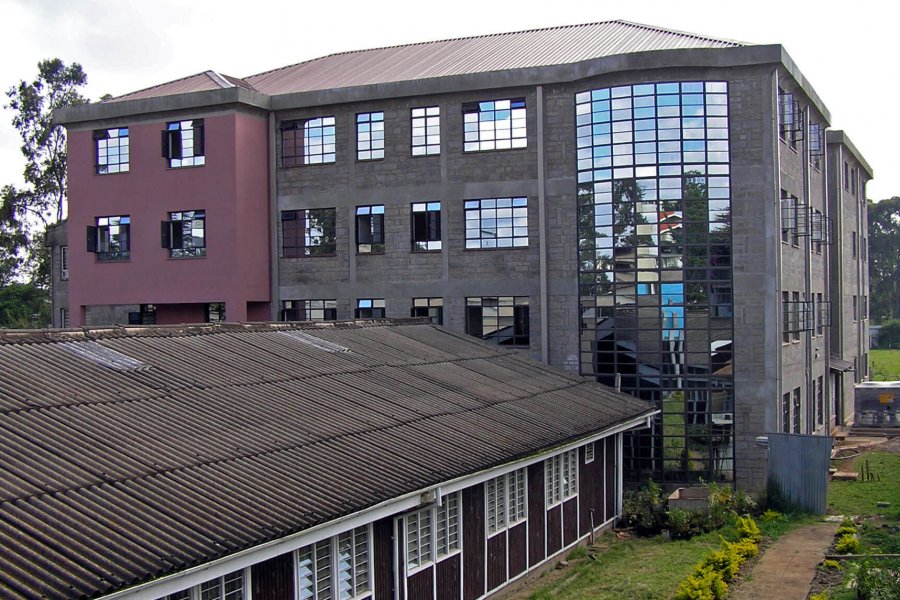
840;516;855;528
726;538;759;559
809;592;829;600
761;509;784;522
836;525;857;537
819;558;843;571
701;547;740;582
673;565;728;600
621;480;666;534
736;515;762;543
834;533;861;554
854;557;900;600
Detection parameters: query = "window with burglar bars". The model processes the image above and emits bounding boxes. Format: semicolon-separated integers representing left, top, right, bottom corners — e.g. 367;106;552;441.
809;122;824;169
783;293;813;341
778;90;803;148
780;192;808;245
810;209;831;252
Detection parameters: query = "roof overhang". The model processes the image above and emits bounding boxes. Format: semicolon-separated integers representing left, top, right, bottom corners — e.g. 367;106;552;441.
826;130;874;179
830;356;855;372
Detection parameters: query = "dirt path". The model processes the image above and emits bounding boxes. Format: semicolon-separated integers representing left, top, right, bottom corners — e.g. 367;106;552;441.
730;521;838;600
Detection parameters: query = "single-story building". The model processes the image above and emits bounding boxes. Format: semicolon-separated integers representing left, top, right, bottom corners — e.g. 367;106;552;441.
0;319;655;599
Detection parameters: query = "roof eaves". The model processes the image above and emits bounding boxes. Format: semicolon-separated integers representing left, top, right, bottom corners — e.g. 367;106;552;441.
826;130;874;178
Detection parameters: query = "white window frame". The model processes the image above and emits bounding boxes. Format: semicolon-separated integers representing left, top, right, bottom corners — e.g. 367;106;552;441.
405;491;461;575
295;525;372;600
60;246;69;280
545;449;578;507
411;106;440;156
585;442;595;464
162;568;250;600
486;468;527;536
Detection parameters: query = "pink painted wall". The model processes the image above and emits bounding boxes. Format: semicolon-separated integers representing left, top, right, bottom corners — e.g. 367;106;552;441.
67;111;271;325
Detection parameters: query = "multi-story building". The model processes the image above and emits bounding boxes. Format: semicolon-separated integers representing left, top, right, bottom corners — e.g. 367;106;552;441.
55;20;871;490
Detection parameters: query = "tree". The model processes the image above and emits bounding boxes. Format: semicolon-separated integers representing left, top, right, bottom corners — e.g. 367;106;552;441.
1;58;87;285
868;197;900;322
0;282;50;328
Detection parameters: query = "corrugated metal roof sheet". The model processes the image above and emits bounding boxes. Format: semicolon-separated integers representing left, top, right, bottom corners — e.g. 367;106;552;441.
110;20;744;103
110;70;250;103
0;320;653;599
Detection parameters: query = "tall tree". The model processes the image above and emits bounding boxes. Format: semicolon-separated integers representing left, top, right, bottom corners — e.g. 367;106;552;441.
868;197;900;322
1;58;87;285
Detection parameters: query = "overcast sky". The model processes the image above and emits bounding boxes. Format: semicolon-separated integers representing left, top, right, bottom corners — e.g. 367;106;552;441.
0;0;895;201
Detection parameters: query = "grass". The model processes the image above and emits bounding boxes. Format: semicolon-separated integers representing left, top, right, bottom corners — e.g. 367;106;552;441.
869;348;900;381
524;514;811;600
828;451;900;516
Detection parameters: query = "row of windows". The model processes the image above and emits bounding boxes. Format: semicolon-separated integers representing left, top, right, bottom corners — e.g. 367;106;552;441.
280;97;526;167
781;291;830;343
281;296;530;347
95;120;206;175
405;491;461;571
86;212;206;261
280;198;528;256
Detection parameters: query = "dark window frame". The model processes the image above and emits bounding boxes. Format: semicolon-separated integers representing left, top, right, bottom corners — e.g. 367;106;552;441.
281;208;337;257
411;202;441;251
94;127;130;174
281;299;338;322
466;296;530;346
411;297;443;325
411;106;440;156
87;215;131;262
161;119;205;168
356;112;385;161
462;98;527;152
464;197;528;249
161;210;206;258
355;205;385;254
355;298;385;319
281;117;336;167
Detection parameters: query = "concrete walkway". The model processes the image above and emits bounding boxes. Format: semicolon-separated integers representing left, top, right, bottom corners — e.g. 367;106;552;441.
731;521;837;600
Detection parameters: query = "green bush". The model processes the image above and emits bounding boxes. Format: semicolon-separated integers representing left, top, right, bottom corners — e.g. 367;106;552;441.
621;479;666;534
760;509;784;522
673;565;728;600
701;547;740;582
834;533;861;554
819;559;843;571
835;525;857;537
726;538;759;559
809;592;829;600
736;515;762;543
855;557;900;600
877;320;900;349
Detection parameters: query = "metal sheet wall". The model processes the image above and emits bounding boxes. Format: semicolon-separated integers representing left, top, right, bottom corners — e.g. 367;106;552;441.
767;433;833;514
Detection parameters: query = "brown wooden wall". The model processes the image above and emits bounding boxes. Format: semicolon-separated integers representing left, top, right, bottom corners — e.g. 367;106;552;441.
546;504;561;556
486;531;507;592
462;484;485;600
251;553;294;600
436;554;461;600
527;462;545;567
508;522;527;578
563;497;578;546
605;435;617;522
374;516;394;600
407;567;433;600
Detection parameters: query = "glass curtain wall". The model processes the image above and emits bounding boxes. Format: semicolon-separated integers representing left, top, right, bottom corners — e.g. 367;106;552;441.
576;81;734;482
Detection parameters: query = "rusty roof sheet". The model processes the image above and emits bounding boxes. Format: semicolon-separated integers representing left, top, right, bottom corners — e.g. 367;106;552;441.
0;320;653;599
109;20;743;103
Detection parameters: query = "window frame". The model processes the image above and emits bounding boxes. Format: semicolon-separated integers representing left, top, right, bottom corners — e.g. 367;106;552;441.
94;127;130;175
356;111;384;161
486;468;527;536
281;299;338;322
411;106;440;156
463;98;527;152
282;208;337;258
87;215;131;262
281;117;336;167
60;246;69;280
161;568;249;600
162;119;205;168
411;202;441;251
465;296;530;347
405;491;461;574
411;297;443;325
161;210;206;258
355;205;385;254
355;298;385;319
295;526;372;600
544;449;578;508
464;197;528;249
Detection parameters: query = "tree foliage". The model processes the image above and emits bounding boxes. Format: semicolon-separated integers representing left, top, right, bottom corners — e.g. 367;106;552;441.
1;58;87;285
0;282;50;328
868;197;900;322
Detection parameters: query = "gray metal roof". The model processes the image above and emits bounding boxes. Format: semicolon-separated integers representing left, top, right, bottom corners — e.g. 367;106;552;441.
112;20;743;102
0;320;653;599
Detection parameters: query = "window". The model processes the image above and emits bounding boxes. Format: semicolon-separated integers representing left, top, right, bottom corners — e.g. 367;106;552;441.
411;202;441;251
585;442;595;463
297;527;370;600
852;296;858;321
60;246;69;280
487;469;527;535
782;392;791;433
545;450;577;506
161;210;206;258
463;98;526;151
162;119;204;168
87;216;130;261
792;387;801;433
809;122;824;170
780;192;806;246
355;298;385;319
411;297;443;325
355;205;384;254
128;304;156;325
281;117;336;166
94;127;129;174
850;168;857;196
792;291;802;341
843;161;850;190
464;197;528;249
851;231;858;258
411;106;440;156
161;569;247;600
282;299;337;321
207;303;226;322
356;112;384;160
810;210;831;252
466;296;529;346
783;291;812;342
777;89;802;148
817;297;831;333
816;376;824;427
406;492;460;571
782;291;790;344
282;209;337;257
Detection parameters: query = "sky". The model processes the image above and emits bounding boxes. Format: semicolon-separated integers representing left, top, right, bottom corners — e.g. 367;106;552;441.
0;0;896;201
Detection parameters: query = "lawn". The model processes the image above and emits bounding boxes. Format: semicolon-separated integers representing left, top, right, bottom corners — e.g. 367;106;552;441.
828;451;900;516
522;514;809;600
869;348;900;381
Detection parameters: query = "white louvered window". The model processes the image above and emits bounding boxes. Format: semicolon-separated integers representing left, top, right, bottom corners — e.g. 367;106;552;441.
407;491;460;571
161;569;247;600
545;450;578;506
296;527;370;600
488;468;527;535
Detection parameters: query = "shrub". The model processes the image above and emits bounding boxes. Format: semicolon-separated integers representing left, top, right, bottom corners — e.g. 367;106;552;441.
840;516;855;528
761;509;784;522
836;525;857;537
702;548;740;582
855;557;900;600
673;565;728;600
736;515;762;543
727;538;759;559
819;559;843;571
621;480;665;534
809;592;829;600
834;533;861;554
877;319;900;349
